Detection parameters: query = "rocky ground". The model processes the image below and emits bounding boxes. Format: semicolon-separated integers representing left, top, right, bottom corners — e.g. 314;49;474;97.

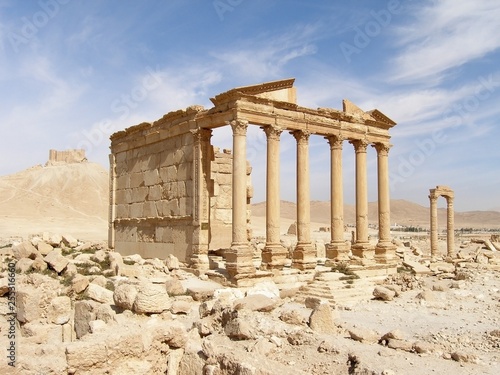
0;233;499;374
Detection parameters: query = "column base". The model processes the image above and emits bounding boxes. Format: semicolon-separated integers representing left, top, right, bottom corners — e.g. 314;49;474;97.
292;242;316;270
262;244;288;270
326;241;351;261
225;243;256;280
374;241;397;264
351;242;375;259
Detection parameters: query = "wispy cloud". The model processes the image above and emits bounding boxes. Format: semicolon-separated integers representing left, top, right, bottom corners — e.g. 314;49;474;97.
390;0;500;84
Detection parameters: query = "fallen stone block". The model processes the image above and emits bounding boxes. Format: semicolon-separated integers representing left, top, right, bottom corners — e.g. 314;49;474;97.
373;286;395;301
309;303;338;334
234;294;278;312
44;249;69;273
12;241;39;260
87;283;114;304
36;241;53;256
62;234;78;248
133;282;171;314
348;327;379;343
16;287;41;323
403;260;431;274
49;296;72;324
74;300;98;339
114;283;138;310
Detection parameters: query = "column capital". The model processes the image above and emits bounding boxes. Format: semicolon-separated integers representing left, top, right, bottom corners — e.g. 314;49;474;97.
262;125;283;141
326;135;345;150
428;194;438;202
291;130;310;145
190;128;212;143
372;142;391;156
228;120;249;136
349;139;369;153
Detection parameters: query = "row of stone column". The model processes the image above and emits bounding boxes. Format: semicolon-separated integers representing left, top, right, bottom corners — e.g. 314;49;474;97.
226;120;396;280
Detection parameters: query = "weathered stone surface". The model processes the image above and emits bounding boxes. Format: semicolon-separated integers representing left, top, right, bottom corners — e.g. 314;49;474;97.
413;341;438;354
451;351;478;363
74;300;97;339
87;283;114;304
373;286;396;301
403;260;431;274
108;251;124;276
15;258;34;273
309;303;337;334
12;241;39;260
62;234;78;248
36;241;54;256
387;338;413;352
114;283;138;310
32;256;48;272
246;281;280;299
280;309;307;326
225;317;255;340
0;278;9;296
234;294;278;312
66;341;107;370
49;296;72;324
165;254;180;270
133;282;170;314
304;296;325;310
165;278;186;296
48;233;62;247
348;327;379;343
16;287;41;323
171;299;193;315
89;319;108;334
96;303;116;323
44;249;69;273
72;274;89;294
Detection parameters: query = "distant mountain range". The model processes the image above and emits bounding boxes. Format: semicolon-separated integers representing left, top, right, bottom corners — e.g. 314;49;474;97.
251;200;500;229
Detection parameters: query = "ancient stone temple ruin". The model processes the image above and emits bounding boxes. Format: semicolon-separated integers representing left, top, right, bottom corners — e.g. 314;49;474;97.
109;79;397;283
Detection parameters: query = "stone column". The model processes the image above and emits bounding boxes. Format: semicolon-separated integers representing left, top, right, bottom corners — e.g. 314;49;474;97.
108;153;116;249
446;197;455;258
291;130;316;270
261;125;287;269
429;195;438;259
226;120;255;280
373;143;396;263
350;139;374;260
190;128;212;270
325;135;349;261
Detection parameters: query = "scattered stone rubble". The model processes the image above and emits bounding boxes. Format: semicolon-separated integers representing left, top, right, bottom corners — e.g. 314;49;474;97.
0;233;499;374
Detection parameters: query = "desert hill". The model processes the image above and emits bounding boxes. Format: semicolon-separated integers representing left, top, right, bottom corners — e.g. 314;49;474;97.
251;199;500;229
0;161;108;240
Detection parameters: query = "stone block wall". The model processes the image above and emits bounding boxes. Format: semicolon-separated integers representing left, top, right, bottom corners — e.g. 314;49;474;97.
209;147;252;250
48;149;86;164
113;132;196;260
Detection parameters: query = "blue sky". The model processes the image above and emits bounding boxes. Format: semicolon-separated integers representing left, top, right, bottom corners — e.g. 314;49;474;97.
1;0;499;212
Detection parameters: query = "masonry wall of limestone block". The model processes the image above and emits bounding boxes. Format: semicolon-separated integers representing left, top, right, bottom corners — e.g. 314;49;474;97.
208;147;252;250
48;149;86;164
112;131;196;260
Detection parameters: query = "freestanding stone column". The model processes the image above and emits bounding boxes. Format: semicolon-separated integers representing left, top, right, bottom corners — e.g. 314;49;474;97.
429;194;438;259
291;130;316;270
373;143;396;263
226;120;255;280
350;139;374;260
261;125;287;269
446;197;455;258
325;135;349;261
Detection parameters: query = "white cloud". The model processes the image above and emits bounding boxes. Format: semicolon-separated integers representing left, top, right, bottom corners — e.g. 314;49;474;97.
391;0;500;83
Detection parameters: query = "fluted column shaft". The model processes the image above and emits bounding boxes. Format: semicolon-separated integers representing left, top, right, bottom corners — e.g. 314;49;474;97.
262;125;287;269
373;143;396;263
291;130;315;270
226;120;255;280
429;195;438;259
350;139;373;259
325;136;349;260
447;198;455;257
